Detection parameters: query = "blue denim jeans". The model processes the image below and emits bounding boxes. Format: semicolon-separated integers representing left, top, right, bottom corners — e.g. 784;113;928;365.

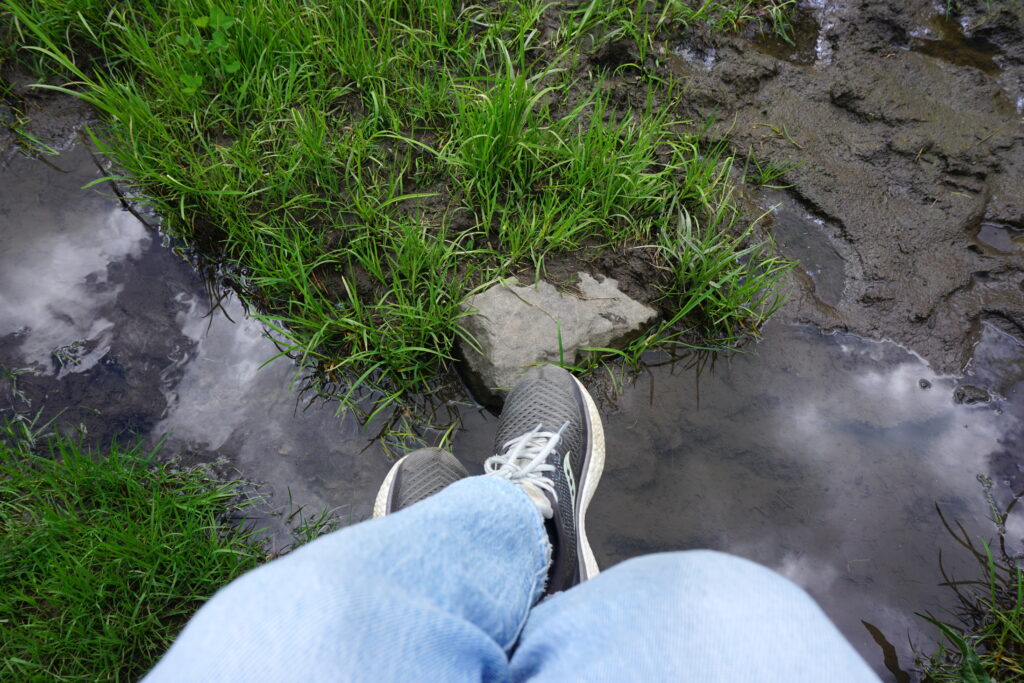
145;476;879;681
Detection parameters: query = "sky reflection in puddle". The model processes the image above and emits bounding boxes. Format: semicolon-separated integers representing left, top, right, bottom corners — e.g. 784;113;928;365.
154;290;391;540
588;323;1020;678
0;147;388;548
453;322;1023;678
0;147;150;375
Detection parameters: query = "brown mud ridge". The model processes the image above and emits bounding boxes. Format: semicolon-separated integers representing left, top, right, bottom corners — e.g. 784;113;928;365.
655;0;1024;373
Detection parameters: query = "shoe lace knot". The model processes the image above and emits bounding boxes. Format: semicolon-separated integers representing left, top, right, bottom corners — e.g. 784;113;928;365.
483;422;569;519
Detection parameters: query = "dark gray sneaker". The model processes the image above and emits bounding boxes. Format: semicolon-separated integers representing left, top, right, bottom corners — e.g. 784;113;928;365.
484;365;606;593
373;447;469;518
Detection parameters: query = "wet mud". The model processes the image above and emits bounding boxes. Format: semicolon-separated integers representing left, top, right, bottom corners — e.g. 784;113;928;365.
665;0;1024;376
0;69;92;162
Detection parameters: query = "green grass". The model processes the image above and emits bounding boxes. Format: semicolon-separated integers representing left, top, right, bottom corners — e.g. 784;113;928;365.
1;0;795;415
0;417;267;681
943;0;1022;32
558;0;795;57
919;504;1024;682
742;148;799;188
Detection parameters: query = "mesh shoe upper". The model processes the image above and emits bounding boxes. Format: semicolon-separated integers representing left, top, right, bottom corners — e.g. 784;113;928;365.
374;448;469;517
491;365;595;594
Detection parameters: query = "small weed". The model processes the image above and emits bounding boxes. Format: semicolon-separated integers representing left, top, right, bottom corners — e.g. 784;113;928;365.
0;364;35;409
284;492;346;547
743;150;800;188
667;0;796;37
753;121;805;150
650;200;790;343
943;2;1009;32
175;5;242;93
557;0;796;59
918;480;1024;682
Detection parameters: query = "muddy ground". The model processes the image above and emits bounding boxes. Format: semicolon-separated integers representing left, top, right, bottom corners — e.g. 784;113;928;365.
659;0;1024;375
436;0;1024;380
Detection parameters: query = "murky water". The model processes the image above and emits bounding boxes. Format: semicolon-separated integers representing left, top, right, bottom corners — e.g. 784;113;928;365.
909;13;1002;76
3;148;1023;680
455;323;1023;679
759;189;851;306
748;8;821;65
0;147;390;549
974;220;1024;255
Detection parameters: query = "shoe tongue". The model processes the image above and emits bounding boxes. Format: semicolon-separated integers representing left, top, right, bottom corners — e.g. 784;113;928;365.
520;481;554;519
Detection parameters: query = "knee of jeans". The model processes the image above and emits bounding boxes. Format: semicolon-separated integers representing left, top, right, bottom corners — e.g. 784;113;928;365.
612;550;814;608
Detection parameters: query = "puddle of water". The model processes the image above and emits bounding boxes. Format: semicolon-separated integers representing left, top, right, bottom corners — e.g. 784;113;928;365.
910;13;1002;75
669;43;717;71
974;221;1024;254
760;189;847;306
966;323;1024;408
0;147;150;375
456;322;1023;680
748;9;820;65
598;324;1022;679
743;1;840;67
909;8;1024;115
154;290;395;542
0;147;390;549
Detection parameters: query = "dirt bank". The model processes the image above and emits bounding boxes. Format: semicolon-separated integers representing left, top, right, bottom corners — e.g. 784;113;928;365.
661;0;1024;374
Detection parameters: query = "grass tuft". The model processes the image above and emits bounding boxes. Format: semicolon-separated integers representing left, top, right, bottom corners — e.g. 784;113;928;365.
919;497;1024;682
0;418;266;681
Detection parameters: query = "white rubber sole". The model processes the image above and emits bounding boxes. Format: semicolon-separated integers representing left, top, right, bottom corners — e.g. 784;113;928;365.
571;374;606;581
372;453;410;519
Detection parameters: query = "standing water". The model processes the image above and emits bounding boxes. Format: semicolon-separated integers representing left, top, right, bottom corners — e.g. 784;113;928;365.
0;146;391;546
2;147;1022;680
453;321;1023;678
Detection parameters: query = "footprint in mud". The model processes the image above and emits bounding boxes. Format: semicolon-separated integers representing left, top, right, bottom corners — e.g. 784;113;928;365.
760;189;848;307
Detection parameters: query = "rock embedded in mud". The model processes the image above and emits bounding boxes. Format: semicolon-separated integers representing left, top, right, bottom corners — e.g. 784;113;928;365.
953;384;991;405
458;273;657;404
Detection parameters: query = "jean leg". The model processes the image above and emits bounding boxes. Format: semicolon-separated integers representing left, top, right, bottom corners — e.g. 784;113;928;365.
510;550;880;682
144;476;550;683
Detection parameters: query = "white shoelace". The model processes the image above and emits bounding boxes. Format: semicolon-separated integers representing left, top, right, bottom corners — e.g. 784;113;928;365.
483;422;569;519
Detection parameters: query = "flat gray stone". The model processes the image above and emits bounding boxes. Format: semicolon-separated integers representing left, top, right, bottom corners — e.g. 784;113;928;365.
458;272;658;403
